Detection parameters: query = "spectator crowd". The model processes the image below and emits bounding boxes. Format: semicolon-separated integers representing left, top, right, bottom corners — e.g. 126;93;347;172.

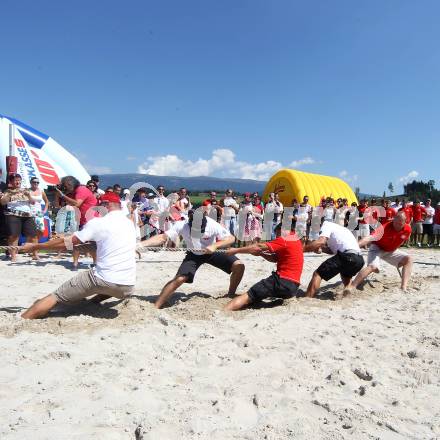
1;173;440;265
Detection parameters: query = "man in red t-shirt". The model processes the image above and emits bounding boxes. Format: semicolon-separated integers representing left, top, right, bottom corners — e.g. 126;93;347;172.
357;199;370;238
380;199;396;223
224;223;304;311
410;200;426;246
398;200;413;246
434;203;440;246
344;211;412;294
398;200;413;224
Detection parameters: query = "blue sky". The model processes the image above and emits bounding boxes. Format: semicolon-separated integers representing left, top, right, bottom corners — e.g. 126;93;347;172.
1;0;439;194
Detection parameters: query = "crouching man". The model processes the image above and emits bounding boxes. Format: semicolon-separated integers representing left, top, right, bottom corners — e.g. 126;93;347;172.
343;211;412;294
139;208;244;309
224;223;304;311
19;192;136;319
304;221;364;299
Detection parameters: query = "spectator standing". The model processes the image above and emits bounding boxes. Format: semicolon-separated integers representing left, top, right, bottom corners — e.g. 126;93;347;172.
204;191;223;223
264;193;284;240
120;189;131;217
251;195;264;243
152;185;171;232
323;198;336;223
410;200;426;247
221;189;239;236
29;177;49;260
113;184;122;196
434;202;440;247
56;176;98;269
295;200;310;241
174;187;191;220
391;198;401;210
421;199;435;247
380;199;396;223
398;200;413;224
90;175;105;196
0;173;37;262
86;180;101;199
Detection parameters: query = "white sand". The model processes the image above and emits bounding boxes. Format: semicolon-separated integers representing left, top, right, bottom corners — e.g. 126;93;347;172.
0;249;439;439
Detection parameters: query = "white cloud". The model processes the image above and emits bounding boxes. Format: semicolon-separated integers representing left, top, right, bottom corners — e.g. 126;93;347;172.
339;170;358;185
290;157;315;168
398;170;419;184
138;149;315;181
85;165;112;174
126;156;137;161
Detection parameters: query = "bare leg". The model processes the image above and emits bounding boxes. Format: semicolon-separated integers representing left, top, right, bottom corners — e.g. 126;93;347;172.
227;261;245;296
72;249;80;268
336;275;352;299
225;292;251;311
306;271;322;298
341;276;351;286
31;236;40;260
154;275;188;309
8;235;19;262
344;265;377;294
399;256;412;291
22;294;58;319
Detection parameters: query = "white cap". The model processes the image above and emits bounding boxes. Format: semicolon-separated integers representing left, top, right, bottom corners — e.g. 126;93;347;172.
123;189;130;195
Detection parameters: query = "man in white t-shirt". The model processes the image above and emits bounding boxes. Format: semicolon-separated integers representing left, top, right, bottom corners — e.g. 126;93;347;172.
151;185;170;232
221;189;239;235
264;192;284;240
19;192;137;319
139;209;245;309
421;199;435;247
303;221;364;298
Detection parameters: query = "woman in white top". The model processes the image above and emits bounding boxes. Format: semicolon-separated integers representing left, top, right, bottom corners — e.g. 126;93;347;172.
29;177;50;260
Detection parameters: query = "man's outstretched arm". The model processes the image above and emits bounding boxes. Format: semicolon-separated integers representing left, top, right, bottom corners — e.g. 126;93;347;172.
18;235;82;253
138;233;168;248
303;236;327;253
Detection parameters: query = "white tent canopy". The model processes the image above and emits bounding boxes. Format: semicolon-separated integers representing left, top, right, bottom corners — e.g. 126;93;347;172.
0;114;90;189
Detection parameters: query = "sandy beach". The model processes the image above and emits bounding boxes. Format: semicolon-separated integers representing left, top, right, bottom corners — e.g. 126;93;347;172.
0;248;439;439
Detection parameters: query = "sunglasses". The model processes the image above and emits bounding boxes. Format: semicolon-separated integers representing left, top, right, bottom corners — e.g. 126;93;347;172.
31;181;40;184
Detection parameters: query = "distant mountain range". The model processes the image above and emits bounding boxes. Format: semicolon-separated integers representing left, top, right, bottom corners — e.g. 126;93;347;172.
98;173;378;198
99;173;267;194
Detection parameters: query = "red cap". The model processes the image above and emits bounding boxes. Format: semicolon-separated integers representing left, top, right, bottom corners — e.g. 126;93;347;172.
202;200;211;207
100;192;121;204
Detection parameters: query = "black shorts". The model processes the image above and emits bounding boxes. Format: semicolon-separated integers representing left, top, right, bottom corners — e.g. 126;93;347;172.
176;252;239;283
423;224;434;236
5;215;37;238
317;251;364;281
248;272;299;303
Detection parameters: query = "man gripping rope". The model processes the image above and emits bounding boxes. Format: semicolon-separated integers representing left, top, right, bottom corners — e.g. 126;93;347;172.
343;211;412;294
304;221;365;299
18;192;136;319
139;208;244;309
224;223;303;311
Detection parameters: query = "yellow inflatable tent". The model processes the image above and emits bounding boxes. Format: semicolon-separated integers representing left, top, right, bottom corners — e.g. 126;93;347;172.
262;169;358;207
